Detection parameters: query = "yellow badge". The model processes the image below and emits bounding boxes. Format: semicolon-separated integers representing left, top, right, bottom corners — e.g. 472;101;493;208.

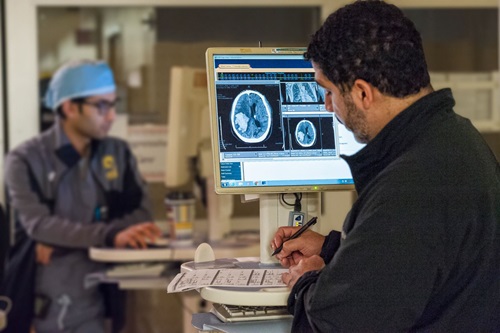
102;155;118;180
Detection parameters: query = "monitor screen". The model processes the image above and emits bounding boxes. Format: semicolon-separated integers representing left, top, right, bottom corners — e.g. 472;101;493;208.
206;47;365;194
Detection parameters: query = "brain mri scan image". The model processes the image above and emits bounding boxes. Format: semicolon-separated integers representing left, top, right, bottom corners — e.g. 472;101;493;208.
285;82;319;103
231;90;272;143
295;120;317;147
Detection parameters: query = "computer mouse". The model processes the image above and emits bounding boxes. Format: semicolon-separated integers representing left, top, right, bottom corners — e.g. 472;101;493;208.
145;237;169;248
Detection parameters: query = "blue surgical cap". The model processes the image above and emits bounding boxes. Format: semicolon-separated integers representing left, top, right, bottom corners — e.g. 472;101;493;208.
44;60;116;110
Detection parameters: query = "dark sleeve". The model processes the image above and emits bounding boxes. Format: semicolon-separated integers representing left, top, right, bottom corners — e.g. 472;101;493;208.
0;204;8;282
289;186;441;332
319;230;341;264
286;229;342;333
287;270;321;333
0;225;36;333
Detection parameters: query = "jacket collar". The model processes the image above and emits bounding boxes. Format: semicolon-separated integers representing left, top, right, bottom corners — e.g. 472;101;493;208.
342;88;455;193
47;120;101;169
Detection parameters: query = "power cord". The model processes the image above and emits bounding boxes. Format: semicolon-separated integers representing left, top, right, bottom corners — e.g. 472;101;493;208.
280;193;302;212
281;193;305;226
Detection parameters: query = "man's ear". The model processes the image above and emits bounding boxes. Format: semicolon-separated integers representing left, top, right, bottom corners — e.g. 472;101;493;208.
350;79;375;110
60;100;79;119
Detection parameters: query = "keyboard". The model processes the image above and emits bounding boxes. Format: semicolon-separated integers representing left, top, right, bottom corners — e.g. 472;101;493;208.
211;303;292;323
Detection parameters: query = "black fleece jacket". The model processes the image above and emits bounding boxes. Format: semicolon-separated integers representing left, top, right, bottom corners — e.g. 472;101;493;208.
288;89;500;332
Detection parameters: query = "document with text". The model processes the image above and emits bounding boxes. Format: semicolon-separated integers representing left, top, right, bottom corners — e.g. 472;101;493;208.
167;268;288;293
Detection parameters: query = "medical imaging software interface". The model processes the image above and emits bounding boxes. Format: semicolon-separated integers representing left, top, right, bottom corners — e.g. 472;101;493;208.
212;54;364;190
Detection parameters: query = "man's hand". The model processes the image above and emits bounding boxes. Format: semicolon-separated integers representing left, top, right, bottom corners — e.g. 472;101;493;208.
36;243;54;265
114;222;162;249
282;255;325;288
271;227;325;268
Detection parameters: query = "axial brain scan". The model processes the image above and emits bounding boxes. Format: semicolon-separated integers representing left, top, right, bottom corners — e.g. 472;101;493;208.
231;90;272;143
295;120;317;147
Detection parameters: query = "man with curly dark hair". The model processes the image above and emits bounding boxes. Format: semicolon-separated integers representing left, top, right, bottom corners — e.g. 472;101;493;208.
272;1;500;331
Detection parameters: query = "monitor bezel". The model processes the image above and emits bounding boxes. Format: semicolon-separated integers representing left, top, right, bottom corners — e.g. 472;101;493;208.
206;47;356;195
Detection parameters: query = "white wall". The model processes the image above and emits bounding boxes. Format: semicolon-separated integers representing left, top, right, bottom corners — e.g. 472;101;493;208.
102;8;155;76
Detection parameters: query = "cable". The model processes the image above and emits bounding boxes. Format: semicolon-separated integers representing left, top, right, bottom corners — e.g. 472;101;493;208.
280;193;302;212
174;293;194;316
293;193;302;212
280;194;294;207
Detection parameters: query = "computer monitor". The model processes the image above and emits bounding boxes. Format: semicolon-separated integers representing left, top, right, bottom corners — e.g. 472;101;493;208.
165;66;211;189
165;66;235;242
206;47;365;264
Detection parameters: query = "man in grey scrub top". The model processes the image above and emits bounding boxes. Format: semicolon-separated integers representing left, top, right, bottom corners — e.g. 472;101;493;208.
2;60;162;333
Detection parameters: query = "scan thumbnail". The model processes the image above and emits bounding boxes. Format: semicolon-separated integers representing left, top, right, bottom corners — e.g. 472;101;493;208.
284;116;336;151
295;120;317;147
281;82;325;104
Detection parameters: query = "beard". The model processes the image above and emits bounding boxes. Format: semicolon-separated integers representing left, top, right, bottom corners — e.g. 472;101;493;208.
342;94;370;144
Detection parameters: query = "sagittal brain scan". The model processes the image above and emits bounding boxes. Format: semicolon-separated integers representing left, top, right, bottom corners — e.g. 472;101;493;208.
231;90;272;143
295;120;316;147
284;82;323;103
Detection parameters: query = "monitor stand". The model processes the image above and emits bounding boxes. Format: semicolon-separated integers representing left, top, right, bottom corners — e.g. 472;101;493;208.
259;192;321;265
185;192;321;306
206;176;233;242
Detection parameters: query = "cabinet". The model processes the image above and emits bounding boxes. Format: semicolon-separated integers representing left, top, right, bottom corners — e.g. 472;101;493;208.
431;72;499;131
401;5;499;131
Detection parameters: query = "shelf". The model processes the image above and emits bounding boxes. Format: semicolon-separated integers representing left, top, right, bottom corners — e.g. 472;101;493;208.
430;71;499;132
89;240;259;263
472;121;500;133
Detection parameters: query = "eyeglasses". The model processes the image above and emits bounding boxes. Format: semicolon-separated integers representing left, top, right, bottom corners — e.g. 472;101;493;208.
79;98;120;116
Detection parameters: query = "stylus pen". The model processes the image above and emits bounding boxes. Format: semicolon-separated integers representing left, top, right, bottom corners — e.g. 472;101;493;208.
271;216;318;256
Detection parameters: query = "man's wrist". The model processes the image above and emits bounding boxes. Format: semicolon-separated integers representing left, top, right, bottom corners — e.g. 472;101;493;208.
104;228;121;247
